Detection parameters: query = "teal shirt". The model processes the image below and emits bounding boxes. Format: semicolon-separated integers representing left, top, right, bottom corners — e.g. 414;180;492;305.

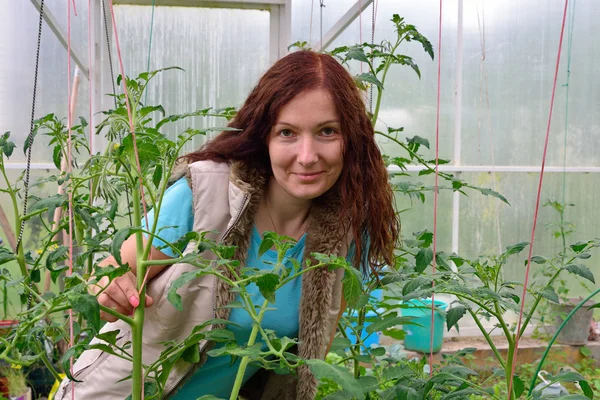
144;178;356;398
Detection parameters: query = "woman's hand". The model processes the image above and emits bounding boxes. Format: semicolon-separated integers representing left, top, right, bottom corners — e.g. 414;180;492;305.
88;235;173;322
90;269;155;322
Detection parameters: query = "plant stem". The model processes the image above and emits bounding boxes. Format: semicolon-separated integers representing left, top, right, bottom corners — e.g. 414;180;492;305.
131;180;146;400
371;39;403;126
229;299;270;400
99;304;134;326
505;341;517;400
493;302;513;346
353;307;366;379
0;162;28;278
466;309;506;370
519;269;562;338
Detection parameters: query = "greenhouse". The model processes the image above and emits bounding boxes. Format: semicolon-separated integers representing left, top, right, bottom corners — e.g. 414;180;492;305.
0;0;599;399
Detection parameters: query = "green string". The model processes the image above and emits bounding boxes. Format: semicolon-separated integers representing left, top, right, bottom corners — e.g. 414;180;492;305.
144;0;156;105
560;0;576;209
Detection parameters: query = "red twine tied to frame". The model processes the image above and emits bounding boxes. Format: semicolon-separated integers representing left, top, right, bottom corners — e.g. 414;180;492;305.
507;0;570;396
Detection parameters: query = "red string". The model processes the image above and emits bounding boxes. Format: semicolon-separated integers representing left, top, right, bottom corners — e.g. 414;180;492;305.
72;0;77;17
106;0;150;231
429;0;443;378
507;0;570;396
66;3;75;399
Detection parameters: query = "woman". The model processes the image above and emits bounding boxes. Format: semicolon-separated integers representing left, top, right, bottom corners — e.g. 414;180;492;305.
57;50;399;399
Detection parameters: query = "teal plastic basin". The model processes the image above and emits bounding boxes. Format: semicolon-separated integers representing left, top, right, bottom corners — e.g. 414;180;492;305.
402;299;447;353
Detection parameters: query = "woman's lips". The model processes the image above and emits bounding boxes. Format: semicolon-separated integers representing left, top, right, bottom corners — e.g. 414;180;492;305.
295;172;323;182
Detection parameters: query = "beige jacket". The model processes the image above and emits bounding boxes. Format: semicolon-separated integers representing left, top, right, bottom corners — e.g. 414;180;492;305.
56;160;350;400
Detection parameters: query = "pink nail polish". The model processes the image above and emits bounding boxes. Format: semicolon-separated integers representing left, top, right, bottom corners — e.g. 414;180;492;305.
129;296;139;307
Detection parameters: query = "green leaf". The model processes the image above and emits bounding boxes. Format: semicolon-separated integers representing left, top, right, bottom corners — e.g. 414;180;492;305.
446;305;467;331
152;164;163;188
75;205;100;232
96;329;121;346
94;265;129;281
356;72;383;90
580;346;592;358
577;252;591;259
330;337;351;352
504;242;529;256
29;194;67;217
67;292;101;333
439;365;478;378
109;199;119;220
555;395;590;400
402;277;431;296
382;365;414;381
168;270;213;311
342;267;363;307
554;370;586;382
60;344;87;381
369;347;386;357
476;187;510;205
415;248;433;273
52;145;62;170
0;247;17;266
124;382;159;400
407;135;430;150
530;255;547;264
579;380;594;399
346;45;370;63
381;328;406;340
256;273;279;304
366;314;420;335
435;253;452;271
571;241;589;253
181;344;200;363
258;237;275;258
204;329;235;343
30;268;40;283
540;286;560;304
111;227;136;266
563;264;595;283
513;375;525;398
305;359;366;398
121;134;160;169
1;132;16;158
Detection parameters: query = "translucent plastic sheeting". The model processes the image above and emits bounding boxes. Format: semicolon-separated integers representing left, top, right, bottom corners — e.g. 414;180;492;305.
113;5;270;154
292;0;599;168
391;172;453;254
0;1;90;165
459;171;600;290
0;168;61;313
461;0;600;167
292;0;459;161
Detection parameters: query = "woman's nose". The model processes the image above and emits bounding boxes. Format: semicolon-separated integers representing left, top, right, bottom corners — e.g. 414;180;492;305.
297;135;318;166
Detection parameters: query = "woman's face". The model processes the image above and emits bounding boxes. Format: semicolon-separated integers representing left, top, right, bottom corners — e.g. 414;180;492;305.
268;88;344;202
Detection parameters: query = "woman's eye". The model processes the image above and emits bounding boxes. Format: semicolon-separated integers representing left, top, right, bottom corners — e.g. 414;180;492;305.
279;129;294;137
321;127;337;136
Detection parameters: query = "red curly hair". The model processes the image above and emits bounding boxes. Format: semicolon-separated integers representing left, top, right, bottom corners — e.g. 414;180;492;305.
182;50;399;273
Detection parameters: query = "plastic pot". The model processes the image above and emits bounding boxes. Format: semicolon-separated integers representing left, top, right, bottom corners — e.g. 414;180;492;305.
551;298;594;345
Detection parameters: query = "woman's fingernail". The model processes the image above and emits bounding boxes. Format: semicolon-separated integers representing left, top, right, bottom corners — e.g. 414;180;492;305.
129;296;139;307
